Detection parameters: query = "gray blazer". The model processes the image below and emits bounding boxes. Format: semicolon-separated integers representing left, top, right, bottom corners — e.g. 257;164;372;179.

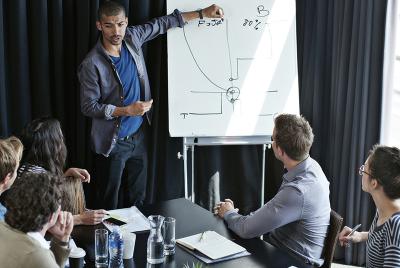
78;9;184;156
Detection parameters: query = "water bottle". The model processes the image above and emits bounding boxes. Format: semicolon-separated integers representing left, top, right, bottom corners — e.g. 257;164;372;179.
109;227;124;268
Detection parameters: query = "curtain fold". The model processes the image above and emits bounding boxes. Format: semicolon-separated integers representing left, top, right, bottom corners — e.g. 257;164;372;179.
2;0;32;133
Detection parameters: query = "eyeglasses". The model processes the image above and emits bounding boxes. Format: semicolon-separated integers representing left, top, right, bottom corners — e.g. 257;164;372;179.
359;165;372;176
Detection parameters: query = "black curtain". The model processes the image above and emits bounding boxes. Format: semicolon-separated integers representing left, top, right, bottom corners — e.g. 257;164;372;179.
0;0;388;265
296;0;387;265
0;0;186;206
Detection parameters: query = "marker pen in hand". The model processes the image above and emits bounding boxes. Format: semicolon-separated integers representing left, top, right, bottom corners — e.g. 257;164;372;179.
218;9;224;20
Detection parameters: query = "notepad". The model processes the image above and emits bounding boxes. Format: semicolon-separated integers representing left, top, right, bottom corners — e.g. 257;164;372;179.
176;231;247;260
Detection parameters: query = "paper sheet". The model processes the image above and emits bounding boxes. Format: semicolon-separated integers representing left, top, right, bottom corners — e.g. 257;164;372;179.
103;206;150;233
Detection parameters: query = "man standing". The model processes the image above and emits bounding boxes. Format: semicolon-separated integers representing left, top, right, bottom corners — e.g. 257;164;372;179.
78;1;223;209
214;114;331;267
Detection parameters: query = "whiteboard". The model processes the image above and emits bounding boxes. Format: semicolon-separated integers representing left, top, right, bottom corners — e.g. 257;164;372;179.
167;0;299;137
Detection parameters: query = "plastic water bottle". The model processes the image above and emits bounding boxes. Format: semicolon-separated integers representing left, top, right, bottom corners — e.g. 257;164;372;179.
109;227;124;268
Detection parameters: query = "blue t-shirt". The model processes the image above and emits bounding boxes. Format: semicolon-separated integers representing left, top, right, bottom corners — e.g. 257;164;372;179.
110;42;143;138
0;202;6;221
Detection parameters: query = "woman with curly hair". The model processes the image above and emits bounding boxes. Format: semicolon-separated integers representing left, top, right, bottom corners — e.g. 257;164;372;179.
18;117;106;225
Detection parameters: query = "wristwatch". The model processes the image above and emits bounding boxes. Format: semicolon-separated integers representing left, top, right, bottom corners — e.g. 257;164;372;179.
54;237;70;247
197;9;203;20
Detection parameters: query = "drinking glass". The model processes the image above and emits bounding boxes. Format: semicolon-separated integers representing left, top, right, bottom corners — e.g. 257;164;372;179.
95;229;109;267
163;217;176;255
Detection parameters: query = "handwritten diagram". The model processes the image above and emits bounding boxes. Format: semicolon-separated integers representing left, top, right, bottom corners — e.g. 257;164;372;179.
167;0;298;137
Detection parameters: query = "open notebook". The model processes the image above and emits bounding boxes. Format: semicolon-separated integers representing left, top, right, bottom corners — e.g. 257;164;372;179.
176;231;249;261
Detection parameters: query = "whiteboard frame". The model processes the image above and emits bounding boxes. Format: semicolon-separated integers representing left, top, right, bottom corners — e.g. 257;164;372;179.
181;136;271;208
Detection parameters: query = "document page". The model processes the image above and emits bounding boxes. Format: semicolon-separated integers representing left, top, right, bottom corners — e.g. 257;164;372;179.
103;206;150;232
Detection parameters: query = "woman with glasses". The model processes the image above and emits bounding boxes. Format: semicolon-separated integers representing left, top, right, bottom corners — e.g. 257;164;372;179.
338;145;400;267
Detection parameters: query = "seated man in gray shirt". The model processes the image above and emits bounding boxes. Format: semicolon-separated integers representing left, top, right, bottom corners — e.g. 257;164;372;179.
214;114;331;267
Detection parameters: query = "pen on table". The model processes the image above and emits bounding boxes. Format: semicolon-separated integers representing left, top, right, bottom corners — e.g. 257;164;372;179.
347;224;362;238
199;231;206;242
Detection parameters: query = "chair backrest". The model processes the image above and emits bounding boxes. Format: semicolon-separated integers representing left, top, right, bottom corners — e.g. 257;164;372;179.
321;209;343;268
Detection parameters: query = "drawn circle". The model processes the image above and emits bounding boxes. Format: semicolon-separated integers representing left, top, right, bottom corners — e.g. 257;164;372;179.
226;87;240;103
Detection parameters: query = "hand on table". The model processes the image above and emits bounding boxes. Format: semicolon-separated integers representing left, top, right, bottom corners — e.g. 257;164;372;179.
213;199;238;218
74;209;108;225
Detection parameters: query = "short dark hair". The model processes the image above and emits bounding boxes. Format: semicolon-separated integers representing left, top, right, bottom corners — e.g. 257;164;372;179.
4;172;62;233
98;0;126;20
20;117;67;176
368;145;400;199
274;114;314;161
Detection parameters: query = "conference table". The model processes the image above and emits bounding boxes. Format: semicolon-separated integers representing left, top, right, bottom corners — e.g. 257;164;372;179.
73;198;307;268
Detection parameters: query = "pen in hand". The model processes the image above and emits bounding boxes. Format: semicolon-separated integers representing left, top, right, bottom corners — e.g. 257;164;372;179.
347;224;362;238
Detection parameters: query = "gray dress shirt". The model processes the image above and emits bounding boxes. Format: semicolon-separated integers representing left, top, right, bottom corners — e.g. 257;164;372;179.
224;157;330;266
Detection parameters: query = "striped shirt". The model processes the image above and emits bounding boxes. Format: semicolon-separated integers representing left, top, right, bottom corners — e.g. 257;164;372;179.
366;211;400;268
17;163;46;178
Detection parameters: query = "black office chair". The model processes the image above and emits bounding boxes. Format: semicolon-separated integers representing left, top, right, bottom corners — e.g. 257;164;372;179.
320;209;343;268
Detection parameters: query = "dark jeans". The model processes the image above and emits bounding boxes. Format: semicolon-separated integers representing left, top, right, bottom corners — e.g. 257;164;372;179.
93;123;148;210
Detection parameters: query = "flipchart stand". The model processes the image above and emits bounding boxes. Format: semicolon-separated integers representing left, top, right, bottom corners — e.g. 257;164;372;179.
177;136;272;208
